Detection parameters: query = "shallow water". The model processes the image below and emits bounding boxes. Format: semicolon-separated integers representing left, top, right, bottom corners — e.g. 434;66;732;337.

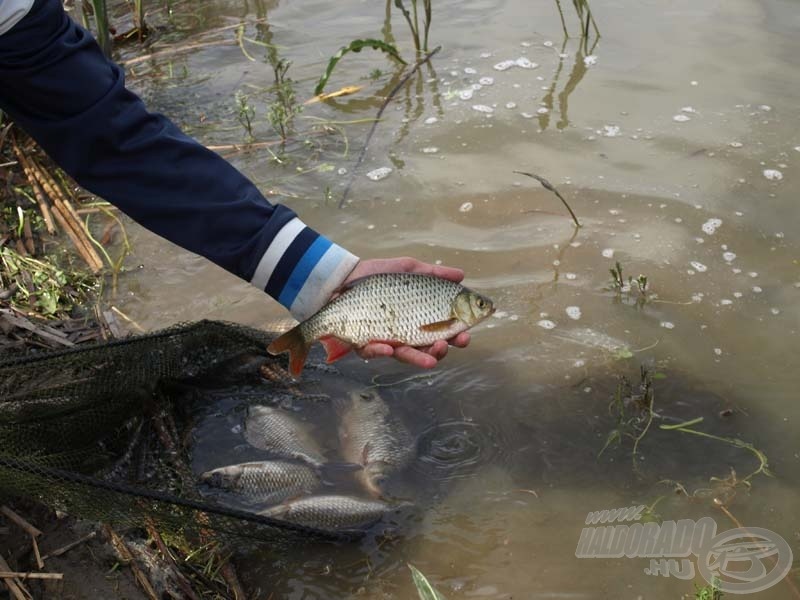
106;0;799;596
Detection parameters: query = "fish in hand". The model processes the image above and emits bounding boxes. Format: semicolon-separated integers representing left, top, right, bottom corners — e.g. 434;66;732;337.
337;389;414;498
199;460;321;505
267;273;495;376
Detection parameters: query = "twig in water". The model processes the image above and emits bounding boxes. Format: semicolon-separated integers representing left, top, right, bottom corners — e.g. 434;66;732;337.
513;170;581;227
41;531;97;561
338;45;441;209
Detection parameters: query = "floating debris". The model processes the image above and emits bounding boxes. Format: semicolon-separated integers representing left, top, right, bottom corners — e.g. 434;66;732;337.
602;125;621;138
729;141;743;148
583;55;598;66
493;60;517;71
515;57;538;69
602;248;615;258
660;321;675;329
366;167;393;181
459;202;473;213
673;114;691;122
565;306;582;320
472;104;494;114
702;218;723;235
690;261;708;272
479;77;494;86
537;319;556;329
763;169;783;181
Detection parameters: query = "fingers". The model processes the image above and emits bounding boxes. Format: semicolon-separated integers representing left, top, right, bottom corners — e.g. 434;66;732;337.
393;346;439;369
355;343;394;360
448;332;470;348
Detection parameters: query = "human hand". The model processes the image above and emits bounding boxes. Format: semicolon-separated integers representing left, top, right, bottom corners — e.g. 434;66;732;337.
339;257;472;369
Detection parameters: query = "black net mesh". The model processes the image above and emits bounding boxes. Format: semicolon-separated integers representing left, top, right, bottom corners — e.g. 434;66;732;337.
0;320;356;544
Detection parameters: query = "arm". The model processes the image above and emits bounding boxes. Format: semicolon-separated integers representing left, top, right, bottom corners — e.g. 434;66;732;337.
0;0;357;321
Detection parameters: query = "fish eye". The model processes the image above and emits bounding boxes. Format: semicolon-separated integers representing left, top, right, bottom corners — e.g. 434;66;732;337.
477;298;486;308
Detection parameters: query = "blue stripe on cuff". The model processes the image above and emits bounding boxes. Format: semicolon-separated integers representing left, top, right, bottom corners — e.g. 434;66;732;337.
278;236;333;308
264;227;318;299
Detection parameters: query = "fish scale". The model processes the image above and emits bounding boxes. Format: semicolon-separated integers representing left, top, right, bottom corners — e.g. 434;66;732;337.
267;273;495;377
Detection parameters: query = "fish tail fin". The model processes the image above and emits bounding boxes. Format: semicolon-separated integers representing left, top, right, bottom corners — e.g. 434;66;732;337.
319;335;353;364
267;325;310;377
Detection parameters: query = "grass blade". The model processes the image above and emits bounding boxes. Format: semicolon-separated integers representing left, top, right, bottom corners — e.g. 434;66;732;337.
408;564;447;600
315;39;407;96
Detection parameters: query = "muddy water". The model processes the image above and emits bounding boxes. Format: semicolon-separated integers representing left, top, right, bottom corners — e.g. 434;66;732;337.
109;0;799;597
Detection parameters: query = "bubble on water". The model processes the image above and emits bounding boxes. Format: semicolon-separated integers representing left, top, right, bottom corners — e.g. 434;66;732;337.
520;41;532;47
723;251;737;262
505;101;517;109
493;60;516;71
735;211;744;216
537;319;556;329
752;286;762;293
758;104;772;112
729;141;743;148
584;55;598;66
424;116;438;125
770;307;780;315
794;146;800;153
673;114;691;122
570;241;581;248
692;294;703;303
520;112;534;119
690;261;708;272
720;299;733;306
775;232;784;239
543;40;554;47
337;167;348;175
472;105;494;114
480;52;491;59
574;359;586;368
537;107;549;115
602;125;621;137
422;147;439;154
732;268;741;274
702;218;722;235
464;67;477;75
714;348;722;356
566;306;582;320
660;321;675;329
748;271;758;278
459;202;473;212
471;83;483;90
763;169;783;181
449;70;459;77
458;88;474;100
675;217;683;223
602;248;615;258
509;315;519;321
691;80;699;86
515;57;538;69
565;272;577;280
733;292;743;298
681;106;697;113
366;167;392;181
479;77;494;86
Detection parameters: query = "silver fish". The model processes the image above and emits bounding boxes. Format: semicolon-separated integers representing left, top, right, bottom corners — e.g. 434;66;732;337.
260;495;390;531
199;460;320;504
267;273;494;376
244;405;325;468
338;389;414;497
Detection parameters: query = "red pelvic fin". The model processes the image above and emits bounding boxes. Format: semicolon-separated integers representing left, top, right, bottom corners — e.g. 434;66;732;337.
319;336;353;363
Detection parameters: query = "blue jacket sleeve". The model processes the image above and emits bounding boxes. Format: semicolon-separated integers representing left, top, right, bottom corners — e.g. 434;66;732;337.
0;0;359;320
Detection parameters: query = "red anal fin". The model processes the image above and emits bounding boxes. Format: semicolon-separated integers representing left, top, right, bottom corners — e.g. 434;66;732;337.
419;318;458;332
319;336;353;363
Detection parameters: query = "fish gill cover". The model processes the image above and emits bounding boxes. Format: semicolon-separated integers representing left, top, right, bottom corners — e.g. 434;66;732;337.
0;320;364;545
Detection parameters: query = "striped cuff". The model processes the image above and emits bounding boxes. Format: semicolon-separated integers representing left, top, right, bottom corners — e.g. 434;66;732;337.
250;217;360;321
0;0;34;35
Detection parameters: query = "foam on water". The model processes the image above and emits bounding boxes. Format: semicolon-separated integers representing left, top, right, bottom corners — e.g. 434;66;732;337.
472;105;494;114
602;248;615;258
763;169;783;181
366;167;392;181
702;218;722;235
673;114;691;122
690;261;708;272
537;319;556;329
565;306;582;320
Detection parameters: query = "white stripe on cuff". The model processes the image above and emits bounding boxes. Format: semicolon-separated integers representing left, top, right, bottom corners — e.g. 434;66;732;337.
288;245;359;321
250;217;305;290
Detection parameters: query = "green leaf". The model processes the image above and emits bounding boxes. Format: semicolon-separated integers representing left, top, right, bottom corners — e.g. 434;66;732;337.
315;39;406;96
408;564;447;600
613;347;633;360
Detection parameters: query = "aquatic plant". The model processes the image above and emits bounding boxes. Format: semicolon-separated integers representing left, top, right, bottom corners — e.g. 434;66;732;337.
234;91;256;143
695;580;724;600
267;58;302;142
315;39;406;96
608;261;649;306
409;564;447;600
394;0;433;55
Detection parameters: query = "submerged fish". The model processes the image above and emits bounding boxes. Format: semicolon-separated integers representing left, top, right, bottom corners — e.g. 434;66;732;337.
199;460;320;504
259;494;390;531
268;273;495;376
337;389;414;497
244;405;326;468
